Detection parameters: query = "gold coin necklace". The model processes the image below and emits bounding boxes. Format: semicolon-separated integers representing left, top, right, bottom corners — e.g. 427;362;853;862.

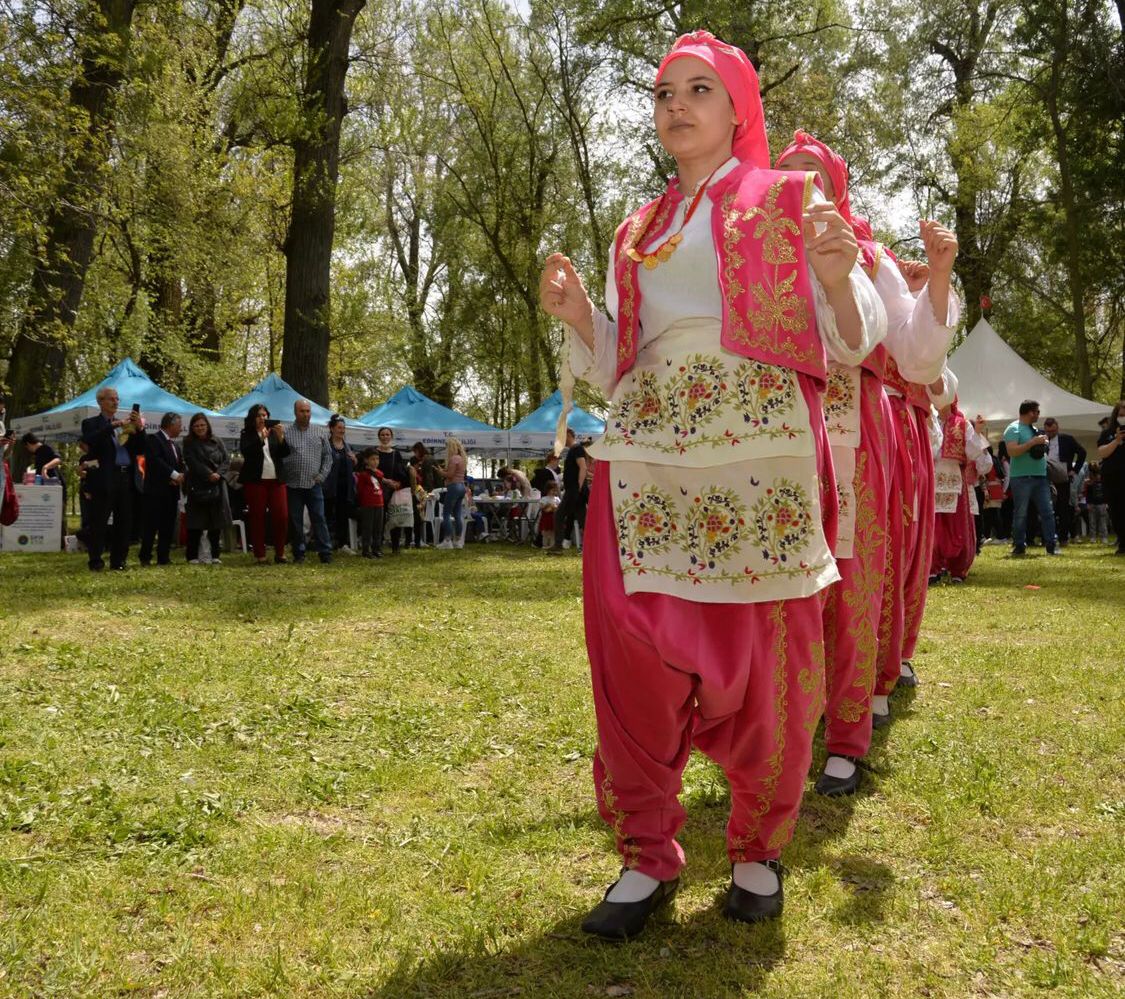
626;165;721;270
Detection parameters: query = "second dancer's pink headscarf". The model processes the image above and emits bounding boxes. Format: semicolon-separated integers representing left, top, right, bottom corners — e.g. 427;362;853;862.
656;31;770;170
776;130;853;222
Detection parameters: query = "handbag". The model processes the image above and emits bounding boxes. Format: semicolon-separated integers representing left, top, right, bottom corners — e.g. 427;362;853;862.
1045;458;1069;485
386;500;413;531
1;462;19;526
390;487;412;507
190;480;221;503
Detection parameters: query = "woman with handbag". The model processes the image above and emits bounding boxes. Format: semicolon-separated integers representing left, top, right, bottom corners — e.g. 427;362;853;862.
374;427;412;554
183;412;230;564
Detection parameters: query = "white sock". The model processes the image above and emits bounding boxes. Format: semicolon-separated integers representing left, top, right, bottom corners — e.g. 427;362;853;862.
824;755;856;779
733;861;779;895
872;694;889;716
606;869;660;903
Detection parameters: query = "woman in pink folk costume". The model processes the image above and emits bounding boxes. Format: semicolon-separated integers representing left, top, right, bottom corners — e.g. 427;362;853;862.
873;262;960;727
931;402;992;583
539;32;885;940
774;132;960;792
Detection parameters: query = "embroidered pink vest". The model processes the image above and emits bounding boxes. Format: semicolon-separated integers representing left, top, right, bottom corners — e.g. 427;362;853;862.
612;162;826;387
883;353;930;412
941;409;968;463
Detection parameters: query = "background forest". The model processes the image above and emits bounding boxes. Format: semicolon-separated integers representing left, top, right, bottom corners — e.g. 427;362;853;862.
1;0;1123;428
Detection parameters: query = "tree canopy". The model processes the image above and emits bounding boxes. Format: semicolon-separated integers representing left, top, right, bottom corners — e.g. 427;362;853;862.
1;0;1122;422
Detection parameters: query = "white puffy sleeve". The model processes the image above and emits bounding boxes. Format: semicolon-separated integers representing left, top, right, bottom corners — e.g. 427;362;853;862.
927;368;958;409
877;256;960;384
810;262;887;367
567;246;621;397
966;425;993;473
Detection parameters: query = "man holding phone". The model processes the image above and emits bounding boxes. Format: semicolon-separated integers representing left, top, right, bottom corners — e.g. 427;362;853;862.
80;388;146;570
1002;399;1058;558
1095;401;1125;554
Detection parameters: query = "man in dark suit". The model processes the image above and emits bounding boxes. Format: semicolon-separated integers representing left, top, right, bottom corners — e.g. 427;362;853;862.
139;413;185;566
1043;418;1087;546
80;387;146;571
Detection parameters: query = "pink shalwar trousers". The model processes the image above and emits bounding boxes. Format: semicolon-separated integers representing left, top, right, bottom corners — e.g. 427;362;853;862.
822;373;892;759
582;371;836;881
876;399;934;696
931;484;976;580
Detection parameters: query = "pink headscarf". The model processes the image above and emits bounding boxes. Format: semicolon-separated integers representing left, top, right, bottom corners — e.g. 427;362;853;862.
656;31;770;170
776;130;853;223
850;216;874;242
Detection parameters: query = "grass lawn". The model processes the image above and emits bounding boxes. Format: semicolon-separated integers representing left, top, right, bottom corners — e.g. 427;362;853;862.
0;541;1122;998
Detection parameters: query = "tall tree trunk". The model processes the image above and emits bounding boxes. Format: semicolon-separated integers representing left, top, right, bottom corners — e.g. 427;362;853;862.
5;0;138;417
1045;2;1094;397
280;0;366;405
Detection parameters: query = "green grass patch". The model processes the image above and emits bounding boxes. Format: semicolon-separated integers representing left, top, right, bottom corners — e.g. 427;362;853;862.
0;543;1122;997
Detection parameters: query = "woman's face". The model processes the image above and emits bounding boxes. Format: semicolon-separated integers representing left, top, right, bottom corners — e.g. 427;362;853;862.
776;151;835;200
191;418;208;438
255;409;269;427
653;56;738;165
378;430;393;448
331;422;345;441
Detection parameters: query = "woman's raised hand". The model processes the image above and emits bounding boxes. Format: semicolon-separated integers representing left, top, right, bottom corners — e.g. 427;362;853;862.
898;259;930;294
539;253;594;345
920;219;958;277
803;203;859;292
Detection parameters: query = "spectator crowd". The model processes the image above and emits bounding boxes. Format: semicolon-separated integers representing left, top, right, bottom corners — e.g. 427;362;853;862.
0;390;596;569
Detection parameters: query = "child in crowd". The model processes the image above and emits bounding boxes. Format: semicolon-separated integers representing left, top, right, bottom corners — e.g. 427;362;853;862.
1083;463;1110;543
355;448;385;558
463;487;488;542
538;481;561;551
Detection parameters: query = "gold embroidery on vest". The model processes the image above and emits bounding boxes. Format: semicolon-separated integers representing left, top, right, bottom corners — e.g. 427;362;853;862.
721;179;814;362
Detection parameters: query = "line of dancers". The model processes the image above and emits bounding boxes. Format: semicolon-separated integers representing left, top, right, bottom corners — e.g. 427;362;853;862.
539;30;964;939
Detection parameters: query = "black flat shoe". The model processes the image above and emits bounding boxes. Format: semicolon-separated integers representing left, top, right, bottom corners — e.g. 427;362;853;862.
872;708;891;730
898;661;918;688
722;860;783;924
580;875;679;941
814;758;862;797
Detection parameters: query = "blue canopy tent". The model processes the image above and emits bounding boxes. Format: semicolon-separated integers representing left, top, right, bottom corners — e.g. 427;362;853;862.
10;357;220;441
508;390;605;457
357;386;509;454
217;373;376;444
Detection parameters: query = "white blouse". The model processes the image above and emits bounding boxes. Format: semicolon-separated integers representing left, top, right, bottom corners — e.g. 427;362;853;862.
260;435;277;481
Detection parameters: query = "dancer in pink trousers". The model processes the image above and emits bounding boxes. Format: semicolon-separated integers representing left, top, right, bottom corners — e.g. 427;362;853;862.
538;32;884;940
774;132;960;791
931;402;993;583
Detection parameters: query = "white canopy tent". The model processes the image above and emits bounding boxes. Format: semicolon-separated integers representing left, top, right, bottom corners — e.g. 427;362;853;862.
947;319;1110;449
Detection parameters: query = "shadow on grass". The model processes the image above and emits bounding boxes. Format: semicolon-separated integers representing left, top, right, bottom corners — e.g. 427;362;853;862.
370;900;787;998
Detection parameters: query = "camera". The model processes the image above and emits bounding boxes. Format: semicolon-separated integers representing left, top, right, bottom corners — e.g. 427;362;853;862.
1027;426;1047;460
